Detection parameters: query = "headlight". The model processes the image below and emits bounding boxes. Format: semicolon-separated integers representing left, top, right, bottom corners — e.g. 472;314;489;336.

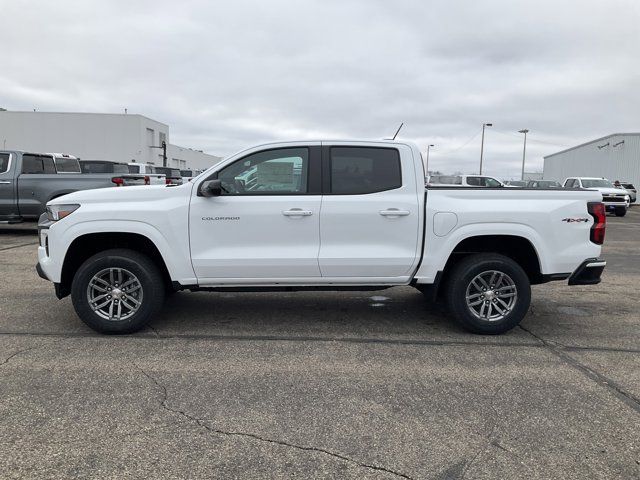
46;204;80;221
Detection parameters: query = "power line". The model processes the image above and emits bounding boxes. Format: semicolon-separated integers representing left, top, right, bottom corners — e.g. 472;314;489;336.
433;129;482;156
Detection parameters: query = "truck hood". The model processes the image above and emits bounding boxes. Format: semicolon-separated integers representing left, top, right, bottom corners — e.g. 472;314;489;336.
47;184;191;206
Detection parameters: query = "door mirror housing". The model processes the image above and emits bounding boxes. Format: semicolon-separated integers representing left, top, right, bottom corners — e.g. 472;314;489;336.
199;179;222;197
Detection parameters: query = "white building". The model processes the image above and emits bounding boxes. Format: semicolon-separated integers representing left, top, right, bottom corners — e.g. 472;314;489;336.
0;111;221;171
543;133;640;188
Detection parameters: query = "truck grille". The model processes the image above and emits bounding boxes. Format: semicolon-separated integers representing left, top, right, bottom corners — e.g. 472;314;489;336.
602;195;626;203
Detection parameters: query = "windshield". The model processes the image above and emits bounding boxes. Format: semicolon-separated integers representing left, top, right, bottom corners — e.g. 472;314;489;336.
622;183;635;189
582;179;613;188
55;157;81;173
539;181;561;187
484;177;503;187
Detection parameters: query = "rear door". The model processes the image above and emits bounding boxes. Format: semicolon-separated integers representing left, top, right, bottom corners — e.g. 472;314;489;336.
0;152;18;218
17;154;57;217
318;144;421;279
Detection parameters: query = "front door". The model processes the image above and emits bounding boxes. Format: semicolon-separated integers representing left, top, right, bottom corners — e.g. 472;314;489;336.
189;145;322;282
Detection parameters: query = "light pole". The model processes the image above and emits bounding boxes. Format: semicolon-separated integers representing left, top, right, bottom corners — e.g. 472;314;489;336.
479;123;492;174
150;140;167;167
425;144;434;175
518;129;529;181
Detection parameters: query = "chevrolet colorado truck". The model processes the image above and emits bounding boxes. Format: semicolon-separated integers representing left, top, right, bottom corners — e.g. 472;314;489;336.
0;150;148;222
563;177;629;216
36;140;607;335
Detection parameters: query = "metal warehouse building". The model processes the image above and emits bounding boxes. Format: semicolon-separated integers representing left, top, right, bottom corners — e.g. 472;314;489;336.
543;133;640;189
0;111;222;171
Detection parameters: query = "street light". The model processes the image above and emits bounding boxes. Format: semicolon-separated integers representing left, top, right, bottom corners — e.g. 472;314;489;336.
518;129;529;181
425;144;434;175
479;123;492;174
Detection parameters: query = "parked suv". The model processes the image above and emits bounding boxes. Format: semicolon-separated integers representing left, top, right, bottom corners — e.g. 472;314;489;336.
616;182;636;204
563;177;629;216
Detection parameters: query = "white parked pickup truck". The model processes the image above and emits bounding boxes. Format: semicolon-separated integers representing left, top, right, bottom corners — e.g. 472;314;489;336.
36;140;607;335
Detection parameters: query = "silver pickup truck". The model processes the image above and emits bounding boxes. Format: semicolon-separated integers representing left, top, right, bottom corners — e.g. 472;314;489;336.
0;150;147;223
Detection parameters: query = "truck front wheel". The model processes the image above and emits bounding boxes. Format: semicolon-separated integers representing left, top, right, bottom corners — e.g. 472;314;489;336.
614;207;626;217
71;249;164;334
444;254;531;334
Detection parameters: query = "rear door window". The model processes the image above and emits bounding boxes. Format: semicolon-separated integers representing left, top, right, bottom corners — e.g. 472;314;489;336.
128;165;140;174
330;147;401;194
466;176;482;186
22;155;56;174
0;153;9;173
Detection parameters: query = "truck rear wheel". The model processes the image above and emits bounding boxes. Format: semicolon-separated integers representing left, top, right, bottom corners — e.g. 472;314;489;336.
615;207;626;217
71;249;164;334
444;254;531;334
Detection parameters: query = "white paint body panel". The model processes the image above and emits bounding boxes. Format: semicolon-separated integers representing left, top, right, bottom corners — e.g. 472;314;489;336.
40;139;603;289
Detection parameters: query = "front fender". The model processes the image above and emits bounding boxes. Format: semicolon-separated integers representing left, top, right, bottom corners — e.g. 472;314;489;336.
43;219;196;284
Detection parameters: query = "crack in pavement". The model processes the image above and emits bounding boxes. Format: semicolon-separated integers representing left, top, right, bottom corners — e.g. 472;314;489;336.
460;381;527;479
132;363;415;480
0;241;38;252
0;346;36;367
519;325;640;415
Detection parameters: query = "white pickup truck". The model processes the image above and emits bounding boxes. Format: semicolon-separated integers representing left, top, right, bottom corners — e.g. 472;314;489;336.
36;140;607;335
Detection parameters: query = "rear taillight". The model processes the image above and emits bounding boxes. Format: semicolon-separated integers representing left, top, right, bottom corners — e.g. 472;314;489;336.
144;175;150;185
165;178;172;185
587;201;606;245
111;177;124;186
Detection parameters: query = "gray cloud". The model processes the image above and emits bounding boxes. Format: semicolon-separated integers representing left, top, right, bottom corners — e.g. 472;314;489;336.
1;0;639;178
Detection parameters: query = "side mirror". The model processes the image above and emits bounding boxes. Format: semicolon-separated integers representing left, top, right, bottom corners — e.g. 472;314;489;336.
199;179;222;197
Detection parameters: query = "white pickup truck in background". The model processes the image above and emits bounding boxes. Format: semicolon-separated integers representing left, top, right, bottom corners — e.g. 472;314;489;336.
36;140;607;335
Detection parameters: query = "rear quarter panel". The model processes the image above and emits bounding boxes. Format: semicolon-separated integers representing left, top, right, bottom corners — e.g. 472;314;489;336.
414;188;603;283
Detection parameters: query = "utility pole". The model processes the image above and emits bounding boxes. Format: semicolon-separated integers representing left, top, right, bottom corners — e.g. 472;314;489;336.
519;129;529;181
150;140;168;167
425;144;434;175
479;123;492;174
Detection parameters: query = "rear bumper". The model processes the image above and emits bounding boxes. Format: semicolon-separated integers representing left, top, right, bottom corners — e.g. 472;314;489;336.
568;258;606;285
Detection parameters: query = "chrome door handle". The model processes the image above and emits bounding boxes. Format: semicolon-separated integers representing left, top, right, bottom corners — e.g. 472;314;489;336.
283;208;313;217
0;181;11;184
379;209;410;216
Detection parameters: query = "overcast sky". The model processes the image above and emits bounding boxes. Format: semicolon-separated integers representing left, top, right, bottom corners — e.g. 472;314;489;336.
1;0;639;178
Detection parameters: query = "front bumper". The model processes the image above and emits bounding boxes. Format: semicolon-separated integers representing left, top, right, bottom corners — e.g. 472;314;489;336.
568;258;606;285
603;201;627;212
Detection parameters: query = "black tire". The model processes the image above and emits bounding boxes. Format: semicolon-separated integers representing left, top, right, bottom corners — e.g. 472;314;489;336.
444;254;531;335
615;207;626;217
71;249;165;334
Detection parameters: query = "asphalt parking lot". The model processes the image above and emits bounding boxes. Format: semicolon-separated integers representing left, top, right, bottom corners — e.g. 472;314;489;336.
1;210;639;479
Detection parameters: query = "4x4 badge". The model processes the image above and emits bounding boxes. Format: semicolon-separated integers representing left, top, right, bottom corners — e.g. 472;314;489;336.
561;218;589;223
